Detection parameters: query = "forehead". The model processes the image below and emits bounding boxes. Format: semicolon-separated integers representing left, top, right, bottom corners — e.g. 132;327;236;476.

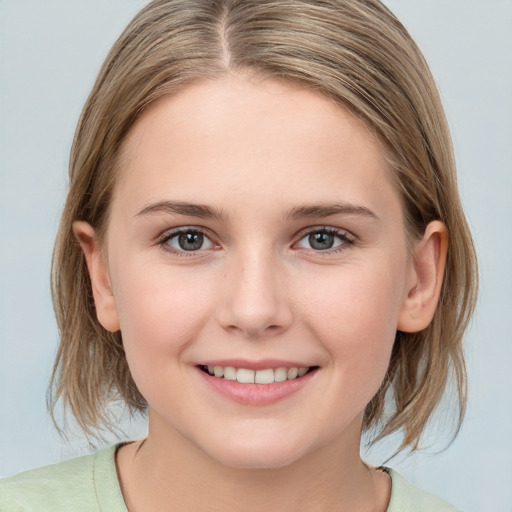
114;75;399;219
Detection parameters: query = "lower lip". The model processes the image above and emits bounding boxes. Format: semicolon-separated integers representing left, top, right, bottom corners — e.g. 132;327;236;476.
196;367;318;406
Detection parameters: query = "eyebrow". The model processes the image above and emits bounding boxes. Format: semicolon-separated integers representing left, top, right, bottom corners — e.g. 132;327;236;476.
135;200;378;222
135;200;228;221
285;202;378;221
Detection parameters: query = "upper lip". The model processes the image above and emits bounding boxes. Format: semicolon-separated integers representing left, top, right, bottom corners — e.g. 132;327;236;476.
196;359;315;371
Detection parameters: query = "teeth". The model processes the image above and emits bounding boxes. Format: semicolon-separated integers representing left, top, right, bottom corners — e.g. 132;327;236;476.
298;367;308;377
236;368;255;383
224;366;237;381
205;365;310;383
274;367;288;382
287;367;298;380
255;369;274;384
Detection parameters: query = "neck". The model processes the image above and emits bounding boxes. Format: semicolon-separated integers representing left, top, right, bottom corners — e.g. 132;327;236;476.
116;416;387;512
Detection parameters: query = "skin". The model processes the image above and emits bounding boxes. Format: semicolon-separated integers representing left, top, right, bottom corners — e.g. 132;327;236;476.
75;74;447;512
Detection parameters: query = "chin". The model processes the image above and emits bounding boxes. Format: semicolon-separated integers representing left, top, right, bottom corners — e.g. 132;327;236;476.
199;431;314;470
213;447;302;470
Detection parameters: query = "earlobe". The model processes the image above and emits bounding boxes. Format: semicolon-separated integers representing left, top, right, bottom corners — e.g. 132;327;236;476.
397;220;448;333
73;221;120;332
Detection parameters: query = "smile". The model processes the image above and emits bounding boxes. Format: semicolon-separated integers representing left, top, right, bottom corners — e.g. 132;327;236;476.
200;365;312;384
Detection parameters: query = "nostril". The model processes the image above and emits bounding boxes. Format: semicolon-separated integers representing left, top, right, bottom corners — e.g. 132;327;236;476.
226;324;243;333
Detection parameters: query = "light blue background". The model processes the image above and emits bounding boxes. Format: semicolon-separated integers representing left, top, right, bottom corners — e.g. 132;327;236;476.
1;1;511;510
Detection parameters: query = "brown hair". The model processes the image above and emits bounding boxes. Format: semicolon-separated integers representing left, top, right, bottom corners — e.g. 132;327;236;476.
50;0;477;450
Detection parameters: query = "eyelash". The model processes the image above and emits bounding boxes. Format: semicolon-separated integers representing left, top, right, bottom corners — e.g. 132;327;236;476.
157;227;219;257
295;227;355;255
157;226;356;257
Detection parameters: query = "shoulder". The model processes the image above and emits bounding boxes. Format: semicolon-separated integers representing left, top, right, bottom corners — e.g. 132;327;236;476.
386;468;461;512
0;451;97;512
0;445;126;512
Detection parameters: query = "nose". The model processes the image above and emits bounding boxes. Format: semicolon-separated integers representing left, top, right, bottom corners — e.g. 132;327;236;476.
216;248;293;339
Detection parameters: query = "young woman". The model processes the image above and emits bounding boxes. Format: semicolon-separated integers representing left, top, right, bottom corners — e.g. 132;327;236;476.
0;1;477;510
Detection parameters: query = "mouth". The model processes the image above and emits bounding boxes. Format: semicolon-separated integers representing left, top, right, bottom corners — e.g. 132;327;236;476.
198;365;318;384
196;362;319;405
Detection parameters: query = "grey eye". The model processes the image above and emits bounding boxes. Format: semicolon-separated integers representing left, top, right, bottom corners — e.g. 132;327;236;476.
308;232;336;250
296;229;348;252
166;230;214;252
178;232;204;251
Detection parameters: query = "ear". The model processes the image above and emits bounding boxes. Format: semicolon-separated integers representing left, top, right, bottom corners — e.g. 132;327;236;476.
397;220;448;333
73;221;120;332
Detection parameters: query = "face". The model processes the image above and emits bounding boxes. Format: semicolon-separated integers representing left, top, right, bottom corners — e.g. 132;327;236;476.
86;76;421;469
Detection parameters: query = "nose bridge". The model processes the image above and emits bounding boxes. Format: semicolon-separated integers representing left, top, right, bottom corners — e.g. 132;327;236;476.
217;243;292;337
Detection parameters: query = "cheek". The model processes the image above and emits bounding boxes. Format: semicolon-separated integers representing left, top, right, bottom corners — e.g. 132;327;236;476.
111;262;216;368
299;260;406;371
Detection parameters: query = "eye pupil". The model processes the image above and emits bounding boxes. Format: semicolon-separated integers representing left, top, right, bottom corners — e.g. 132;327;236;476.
309;232;334;250
178;232;203;251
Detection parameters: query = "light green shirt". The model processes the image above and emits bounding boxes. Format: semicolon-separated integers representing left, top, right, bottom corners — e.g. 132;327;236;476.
0;445;459;511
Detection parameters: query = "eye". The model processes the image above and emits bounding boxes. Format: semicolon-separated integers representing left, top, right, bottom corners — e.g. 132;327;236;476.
295;228;354;252
160;228;217;253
